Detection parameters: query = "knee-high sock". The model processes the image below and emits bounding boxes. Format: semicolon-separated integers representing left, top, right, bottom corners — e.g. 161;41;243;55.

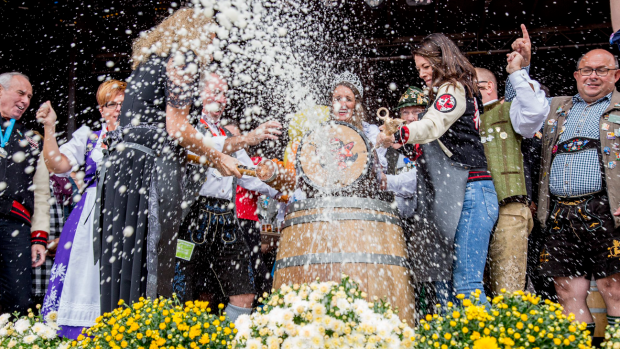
225;303;252;323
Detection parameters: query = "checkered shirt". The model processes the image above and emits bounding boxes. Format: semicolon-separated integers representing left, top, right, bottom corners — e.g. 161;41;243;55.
506;70;612;197
549;93;611;197
31;183;65;296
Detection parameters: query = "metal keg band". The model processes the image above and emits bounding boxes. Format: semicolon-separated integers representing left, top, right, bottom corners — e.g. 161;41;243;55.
286;197;399;216
281;212;401;229
275;252;408;271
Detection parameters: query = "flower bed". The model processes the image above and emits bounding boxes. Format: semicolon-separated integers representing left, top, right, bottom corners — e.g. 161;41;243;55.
414;289;593;349
232;275;415;349
0;307;70;349
75;297;236;349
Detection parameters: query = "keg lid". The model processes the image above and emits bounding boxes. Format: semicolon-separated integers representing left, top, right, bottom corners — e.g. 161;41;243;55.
296;121;372;193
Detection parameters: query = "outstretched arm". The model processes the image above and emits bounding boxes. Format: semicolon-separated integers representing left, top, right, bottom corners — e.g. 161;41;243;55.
222;120;282;154
507;52;549;138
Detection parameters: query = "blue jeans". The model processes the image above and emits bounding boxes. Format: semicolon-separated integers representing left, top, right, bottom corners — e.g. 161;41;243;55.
435;180;499;308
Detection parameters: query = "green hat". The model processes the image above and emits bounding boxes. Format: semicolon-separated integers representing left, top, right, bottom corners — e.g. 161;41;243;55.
396;86;428;109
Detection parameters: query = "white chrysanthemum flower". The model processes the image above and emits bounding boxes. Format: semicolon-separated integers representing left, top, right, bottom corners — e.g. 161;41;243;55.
23;334;38;344
299;324;317;338
336;298;351;312
283;292;300;305
246;338;262;349
0;314;10;327
311;303;326;317
40;326;57;340
7;339;17;348
281;337;295;349
292;300;309;315
45;311;58;323
281;309;294;323
267;308;285;326
402;327;414;338
14;319;31;333
0;327;8;337
266;336;280;349
332;319;345;334
318;283;331;294
235;314;251;330
31;322;46;334
309;335;323;348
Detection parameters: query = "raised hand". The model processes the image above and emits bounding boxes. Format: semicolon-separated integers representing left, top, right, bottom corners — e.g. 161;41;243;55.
506;52;525;75
511;24;531;67
246;120;283;146
36;101;57;128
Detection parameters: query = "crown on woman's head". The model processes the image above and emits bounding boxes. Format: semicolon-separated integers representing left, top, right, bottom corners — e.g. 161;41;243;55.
333;71;364;98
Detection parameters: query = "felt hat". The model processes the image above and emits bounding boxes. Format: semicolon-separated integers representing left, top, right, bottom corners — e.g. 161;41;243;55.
396;86;428;109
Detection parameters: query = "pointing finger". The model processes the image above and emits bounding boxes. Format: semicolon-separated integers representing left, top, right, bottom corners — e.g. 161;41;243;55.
521;24;530;42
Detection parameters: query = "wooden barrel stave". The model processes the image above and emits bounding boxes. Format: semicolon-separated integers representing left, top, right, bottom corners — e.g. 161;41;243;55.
274;198;415;324
586;280;607;338
276;220;407;258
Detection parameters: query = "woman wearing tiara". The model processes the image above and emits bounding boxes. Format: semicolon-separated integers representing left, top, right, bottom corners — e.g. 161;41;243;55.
306;71;417;201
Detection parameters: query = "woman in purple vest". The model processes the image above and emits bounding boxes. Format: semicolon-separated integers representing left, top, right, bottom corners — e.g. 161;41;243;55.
37;80;126;339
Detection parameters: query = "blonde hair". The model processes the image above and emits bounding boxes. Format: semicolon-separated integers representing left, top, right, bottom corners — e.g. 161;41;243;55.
96;79;127;107
131;8;215;70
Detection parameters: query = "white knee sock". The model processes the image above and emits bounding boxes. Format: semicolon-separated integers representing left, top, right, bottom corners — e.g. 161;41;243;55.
225;303;252;323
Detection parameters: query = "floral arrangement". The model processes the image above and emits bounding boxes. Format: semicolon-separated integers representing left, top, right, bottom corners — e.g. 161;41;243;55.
232;275;415;349
75;296;236;349
603;324;620;348
414;289;593;349
0;306;70;349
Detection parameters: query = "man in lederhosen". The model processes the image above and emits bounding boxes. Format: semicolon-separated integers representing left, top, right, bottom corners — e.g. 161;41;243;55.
509;38;620;334
173;72;282;322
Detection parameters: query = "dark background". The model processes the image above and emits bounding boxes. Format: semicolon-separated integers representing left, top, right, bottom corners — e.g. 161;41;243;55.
0;0;615;157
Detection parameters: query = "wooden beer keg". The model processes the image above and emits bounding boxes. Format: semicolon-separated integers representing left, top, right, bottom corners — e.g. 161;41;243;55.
273;197;415;324
586;279;608;338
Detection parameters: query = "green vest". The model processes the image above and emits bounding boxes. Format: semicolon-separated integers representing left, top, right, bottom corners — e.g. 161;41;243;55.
479;100;527;204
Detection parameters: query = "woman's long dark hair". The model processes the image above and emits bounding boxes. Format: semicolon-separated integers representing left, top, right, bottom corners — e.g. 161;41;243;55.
413;33;479;100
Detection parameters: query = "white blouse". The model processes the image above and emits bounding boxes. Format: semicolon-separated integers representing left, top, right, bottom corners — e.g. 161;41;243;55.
57;125;107;177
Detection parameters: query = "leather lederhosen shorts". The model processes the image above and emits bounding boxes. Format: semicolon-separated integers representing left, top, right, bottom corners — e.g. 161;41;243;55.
172;196;255;302
539;192;620;280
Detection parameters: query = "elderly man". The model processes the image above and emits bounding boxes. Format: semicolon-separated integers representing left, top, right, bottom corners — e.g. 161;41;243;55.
0;72;50;314
475;58;548;295
173;72;282;322
510;27;620;334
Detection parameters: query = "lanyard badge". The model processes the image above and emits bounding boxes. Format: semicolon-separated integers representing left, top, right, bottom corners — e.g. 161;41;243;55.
0;119;16;158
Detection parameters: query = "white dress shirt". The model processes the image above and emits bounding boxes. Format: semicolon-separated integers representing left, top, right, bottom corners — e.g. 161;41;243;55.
196;117;280;201
508;69;551;138
367;122;417;199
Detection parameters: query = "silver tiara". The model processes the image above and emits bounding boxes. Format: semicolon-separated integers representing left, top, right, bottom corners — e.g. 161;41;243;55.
333;71;364;98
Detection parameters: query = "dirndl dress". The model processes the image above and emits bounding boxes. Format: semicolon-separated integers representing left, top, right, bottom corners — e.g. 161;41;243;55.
41;127;105;339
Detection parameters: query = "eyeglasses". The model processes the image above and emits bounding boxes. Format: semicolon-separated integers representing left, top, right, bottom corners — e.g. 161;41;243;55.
103;101;122;109
476;81;489;90
576;67;619;77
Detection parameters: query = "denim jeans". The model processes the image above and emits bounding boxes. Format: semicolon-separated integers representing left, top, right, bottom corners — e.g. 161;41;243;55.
435;180;499;309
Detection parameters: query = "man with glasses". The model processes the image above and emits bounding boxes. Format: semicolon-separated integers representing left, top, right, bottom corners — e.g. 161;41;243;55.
172;72;282;323
509;27;620;335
